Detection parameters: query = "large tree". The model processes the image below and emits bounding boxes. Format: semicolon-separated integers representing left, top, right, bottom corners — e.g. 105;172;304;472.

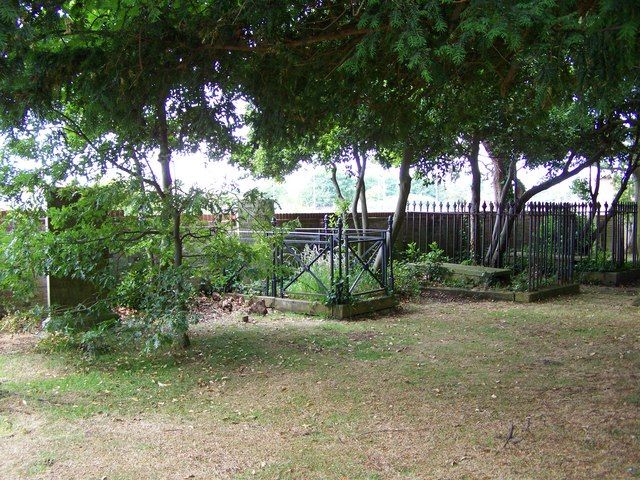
0;1;251;346
232;1;639;249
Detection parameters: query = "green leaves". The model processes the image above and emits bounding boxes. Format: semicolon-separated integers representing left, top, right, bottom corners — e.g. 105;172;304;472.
435;43;465;65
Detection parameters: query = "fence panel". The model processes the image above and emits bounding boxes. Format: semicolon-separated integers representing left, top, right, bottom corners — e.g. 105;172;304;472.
403;201;638;290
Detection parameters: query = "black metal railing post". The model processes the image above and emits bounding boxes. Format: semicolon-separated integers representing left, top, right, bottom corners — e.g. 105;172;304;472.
527;203;534;291
343;225;350;300
271;216;278;297
632;202;638;267
387;215;394;293
336;217;343;304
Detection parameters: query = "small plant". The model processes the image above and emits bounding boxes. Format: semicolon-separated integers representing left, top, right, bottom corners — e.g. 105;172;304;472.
509;271;530;292
0;306;43;333
575;250;622;272
419;242;450;283
394;242;452;295
404;242;422;263
77;319;118;356
324;278;354;305
393;263;422;298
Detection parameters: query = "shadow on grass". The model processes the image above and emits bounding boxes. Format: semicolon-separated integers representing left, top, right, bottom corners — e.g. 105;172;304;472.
0;321;392;420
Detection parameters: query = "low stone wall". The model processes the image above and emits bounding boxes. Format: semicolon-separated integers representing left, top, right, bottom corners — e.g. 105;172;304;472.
422;283;580;303
245;295;398;319
579;269;640;286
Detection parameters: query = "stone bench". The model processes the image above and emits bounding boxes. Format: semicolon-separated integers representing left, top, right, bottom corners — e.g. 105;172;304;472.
408;262;512;285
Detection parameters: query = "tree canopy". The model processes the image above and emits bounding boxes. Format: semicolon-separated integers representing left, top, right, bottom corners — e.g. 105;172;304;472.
1;0;639;343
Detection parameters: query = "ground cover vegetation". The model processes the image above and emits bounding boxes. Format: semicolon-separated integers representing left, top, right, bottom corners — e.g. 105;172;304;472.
0;1;638;346
0;287;638;478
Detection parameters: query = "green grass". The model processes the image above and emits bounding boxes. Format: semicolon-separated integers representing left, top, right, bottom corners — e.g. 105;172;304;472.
0;286;639;479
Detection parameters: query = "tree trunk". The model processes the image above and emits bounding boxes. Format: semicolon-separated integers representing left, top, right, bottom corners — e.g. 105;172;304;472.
485;144;507;205
351;177;363;233
351;149;369;238
485;142;522;205
358;159;369;256
468;137;481;263
360;178;369;232
579;162;600;249
373;143;412;270
492;159;505;205
330;163;345;202
485;159;516;266
634;167;640;250
391;144;413;246
157;96;189;349
157;97;182;267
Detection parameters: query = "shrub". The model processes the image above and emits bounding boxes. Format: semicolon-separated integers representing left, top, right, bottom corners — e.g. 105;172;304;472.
575;250;616;272
393;263;422;298
419;242;450;282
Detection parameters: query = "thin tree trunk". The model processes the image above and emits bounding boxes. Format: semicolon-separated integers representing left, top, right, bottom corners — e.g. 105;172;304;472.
157;96;189;348
484;143;507;205
373;143;412;270
468;137;481;263
492;158;505;205
360;178;369;232
357;153;369;256
351;179;363;232
330;163;345;202
356;150;369;232
634;167;640;250
351;148;367;234
391;145;413;246
485;159;516;266
579;161;600;249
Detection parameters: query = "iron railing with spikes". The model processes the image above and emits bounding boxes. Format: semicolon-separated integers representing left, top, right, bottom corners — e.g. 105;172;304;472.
403;200;638;290
238;216;394;304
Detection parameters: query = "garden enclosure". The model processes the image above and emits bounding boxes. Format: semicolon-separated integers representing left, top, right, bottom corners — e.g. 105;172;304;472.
277;201;639;291
1;199;637;315
236;217;394;305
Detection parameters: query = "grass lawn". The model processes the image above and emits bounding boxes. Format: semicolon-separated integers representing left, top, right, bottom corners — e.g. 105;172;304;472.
0;285;638;479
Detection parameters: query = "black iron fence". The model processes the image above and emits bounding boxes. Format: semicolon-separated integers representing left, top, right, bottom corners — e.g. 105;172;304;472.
403;200;638;289
239;217;394;304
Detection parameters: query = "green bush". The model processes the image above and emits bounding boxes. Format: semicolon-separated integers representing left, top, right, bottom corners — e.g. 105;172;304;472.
419;242;450;282
393;263;422;298
0;212;47;312
575;250;616;272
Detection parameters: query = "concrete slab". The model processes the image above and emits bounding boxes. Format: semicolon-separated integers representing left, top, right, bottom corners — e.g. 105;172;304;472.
579;269;640;286
408;262;511;284
241;294;398;319
422;284;580;303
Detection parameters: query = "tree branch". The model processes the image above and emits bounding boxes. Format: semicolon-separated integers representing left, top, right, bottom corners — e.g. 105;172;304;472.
52;108;165;198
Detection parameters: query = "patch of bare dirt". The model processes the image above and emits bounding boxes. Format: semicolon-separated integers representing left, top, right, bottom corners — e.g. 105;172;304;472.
347;331;379;342
0;333;38;355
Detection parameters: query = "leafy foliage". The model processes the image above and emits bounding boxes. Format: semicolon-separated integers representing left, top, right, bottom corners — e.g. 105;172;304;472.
0;0;639;347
